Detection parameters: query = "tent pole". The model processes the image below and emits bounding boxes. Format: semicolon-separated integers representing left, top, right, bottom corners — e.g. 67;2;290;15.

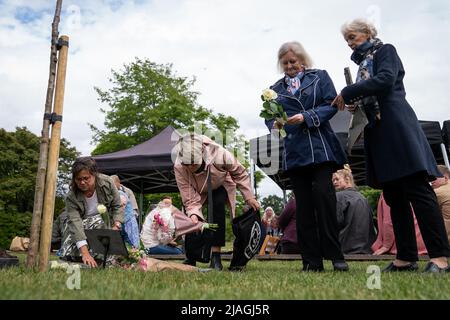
440;143;450;168
139;181;144;231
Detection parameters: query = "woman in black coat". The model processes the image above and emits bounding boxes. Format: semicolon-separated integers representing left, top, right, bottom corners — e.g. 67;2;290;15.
333;19;450;273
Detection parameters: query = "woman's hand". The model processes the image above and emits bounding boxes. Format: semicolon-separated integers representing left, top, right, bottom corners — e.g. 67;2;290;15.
246;198;261;211
286;114;304;125
346;105;357;114
112;221;122;231
80;246;98;268
272;120;283;129
190;214;199;224
331;94;346;111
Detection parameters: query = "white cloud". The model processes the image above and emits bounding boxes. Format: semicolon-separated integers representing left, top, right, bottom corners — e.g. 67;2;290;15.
1;0;449;198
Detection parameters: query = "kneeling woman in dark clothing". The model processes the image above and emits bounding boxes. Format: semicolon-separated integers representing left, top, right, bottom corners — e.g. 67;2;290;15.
265;41;348;271
333;19;450;272
333;167;376;254
278;197;301;254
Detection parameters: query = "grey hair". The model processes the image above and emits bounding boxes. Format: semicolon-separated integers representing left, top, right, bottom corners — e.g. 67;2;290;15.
177;133;204;165
341;18;378;39
277;41;313;72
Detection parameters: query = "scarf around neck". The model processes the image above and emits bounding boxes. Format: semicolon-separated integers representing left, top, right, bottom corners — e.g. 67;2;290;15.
284;71;304;95
351;38;383;128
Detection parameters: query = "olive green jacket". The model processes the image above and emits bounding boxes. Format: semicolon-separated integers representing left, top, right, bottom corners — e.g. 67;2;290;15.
65;173;123;243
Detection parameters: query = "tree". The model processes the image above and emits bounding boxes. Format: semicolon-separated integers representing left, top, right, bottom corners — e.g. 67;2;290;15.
90;57;244;156
0;127;79;213
260;194;285;215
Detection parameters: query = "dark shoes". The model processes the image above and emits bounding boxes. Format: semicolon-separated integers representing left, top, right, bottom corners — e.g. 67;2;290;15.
382;262;418;272
332;260;349;272
209;252;223;271
302;263;324;272
182;258;196;267
423;262;450;274
301;261;349;272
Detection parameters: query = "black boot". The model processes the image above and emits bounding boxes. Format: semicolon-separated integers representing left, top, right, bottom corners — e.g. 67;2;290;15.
209;252;223;271
183;258;196;267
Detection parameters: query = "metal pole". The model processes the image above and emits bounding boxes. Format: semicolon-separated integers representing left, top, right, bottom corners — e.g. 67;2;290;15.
441;143;450;168
139;181;144;231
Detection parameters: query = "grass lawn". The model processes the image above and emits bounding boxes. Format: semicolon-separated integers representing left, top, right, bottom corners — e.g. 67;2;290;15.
1;253;449;300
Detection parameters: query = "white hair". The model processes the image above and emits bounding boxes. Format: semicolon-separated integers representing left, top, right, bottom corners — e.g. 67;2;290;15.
177;133;204;165
277;41;314;72
341;18;378;39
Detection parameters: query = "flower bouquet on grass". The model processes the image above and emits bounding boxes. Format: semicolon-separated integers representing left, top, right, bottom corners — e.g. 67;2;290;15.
150;206;219;243
259;88;288;138
116;247;147;269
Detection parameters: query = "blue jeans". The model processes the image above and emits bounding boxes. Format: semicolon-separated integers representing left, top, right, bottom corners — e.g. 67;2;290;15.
146;245;183;255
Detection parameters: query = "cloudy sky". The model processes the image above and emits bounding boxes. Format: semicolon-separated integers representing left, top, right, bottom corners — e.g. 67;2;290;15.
1;0;449;198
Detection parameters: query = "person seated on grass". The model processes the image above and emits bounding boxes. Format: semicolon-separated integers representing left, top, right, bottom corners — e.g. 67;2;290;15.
431;165;450;244
111;175;140;219
140;196;184;255
371;193;427;256
118;190;140;249
262;207;277;236
333;166;376;254
59;157;123;268
51;210;68;252
278;196;301;254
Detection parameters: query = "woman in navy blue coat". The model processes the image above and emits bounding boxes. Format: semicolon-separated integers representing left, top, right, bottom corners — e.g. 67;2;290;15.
333;19;450;273
265;41;348;272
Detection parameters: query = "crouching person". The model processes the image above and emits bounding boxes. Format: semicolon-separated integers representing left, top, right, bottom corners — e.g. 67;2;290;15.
174;133;260;270
59;157;123;268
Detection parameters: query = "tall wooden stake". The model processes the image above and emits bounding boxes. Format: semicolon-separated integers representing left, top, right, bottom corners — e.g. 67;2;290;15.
27;0;63;268
38;35;69;272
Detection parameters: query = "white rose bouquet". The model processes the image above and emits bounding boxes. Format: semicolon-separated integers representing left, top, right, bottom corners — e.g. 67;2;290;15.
259;89;288;138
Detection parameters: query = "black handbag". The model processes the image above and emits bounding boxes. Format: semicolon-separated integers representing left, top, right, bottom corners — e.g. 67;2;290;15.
184;167;214;263
229;207;262;271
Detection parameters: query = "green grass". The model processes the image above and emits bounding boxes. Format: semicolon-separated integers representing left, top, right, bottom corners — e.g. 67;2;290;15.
1;254;449;299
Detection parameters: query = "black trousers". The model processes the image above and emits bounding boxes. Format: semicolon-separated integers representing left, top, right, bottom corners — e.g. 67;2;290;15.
288;163;344;267
207;186;228;247
383;172;450;261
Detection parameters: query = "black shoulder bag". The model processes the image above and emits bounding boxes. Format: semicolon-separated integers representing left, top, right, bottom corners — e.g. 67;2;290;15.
184;167;215;263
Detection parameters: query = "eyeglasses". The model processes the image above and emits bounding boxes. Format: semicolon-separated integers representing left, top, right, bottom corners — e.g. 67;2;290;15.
75;175;93;184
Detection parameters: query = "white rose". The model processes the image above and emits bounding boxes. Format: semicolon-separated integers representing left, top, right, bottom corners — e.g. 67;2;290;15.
97;204;107;214
262;88;278;101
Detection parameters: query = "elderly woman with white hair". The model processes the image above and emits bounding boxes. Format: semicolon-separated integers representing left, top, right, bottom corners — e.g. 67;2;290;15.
174;133;260;270
332;19;450;273
264;41;348;272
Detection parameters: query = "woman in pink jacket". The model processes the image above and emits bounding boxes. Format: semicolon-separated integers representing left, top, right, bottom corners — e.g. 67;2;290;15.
372;193;427;256
174;134;260;270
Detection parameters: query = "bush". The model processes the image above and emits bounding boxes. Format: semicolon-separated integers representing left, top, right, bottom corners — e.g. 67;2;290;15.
359;186;382;218
0;211;33;249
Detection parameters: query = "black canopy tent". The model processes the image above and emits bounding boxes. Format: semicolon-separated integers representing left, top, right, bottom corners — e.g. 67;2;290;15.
93;126;181;223
250;111;450;190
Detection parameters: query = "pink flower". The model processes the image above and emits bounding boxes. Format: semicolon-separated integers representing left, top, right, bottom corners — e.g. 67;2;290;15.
138;258;149;271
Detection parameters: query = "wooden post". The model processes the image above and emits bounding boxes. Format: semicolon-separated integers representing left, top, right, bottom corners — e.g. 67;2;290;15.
27;0;63;268
38;35;69;272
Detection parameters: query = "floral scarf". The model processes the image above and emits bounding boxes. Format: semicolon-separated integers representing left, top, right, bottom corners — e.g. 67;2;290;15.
351;38;384;128
284;72;304;95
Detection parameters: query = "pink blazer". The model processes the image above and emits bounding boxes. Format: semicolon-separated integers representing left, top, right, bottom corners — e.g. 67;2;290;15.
174;136;255;220
371;193;427;255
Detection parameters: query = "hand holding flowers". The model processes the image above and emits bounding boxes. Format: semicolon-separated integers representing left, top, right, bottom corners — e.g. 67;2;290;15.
259;89;288;138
